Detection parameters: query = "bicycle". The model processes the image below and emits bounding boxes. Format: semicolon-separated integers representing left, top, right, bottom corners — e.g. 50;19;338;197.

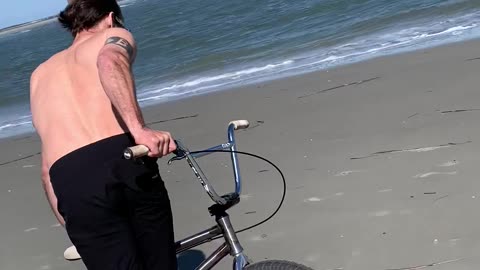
124;120;313;270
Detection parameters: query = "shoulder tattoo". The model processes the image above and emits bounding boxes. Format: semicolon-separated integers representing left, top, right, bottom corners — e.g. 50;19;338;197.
105;37;134;58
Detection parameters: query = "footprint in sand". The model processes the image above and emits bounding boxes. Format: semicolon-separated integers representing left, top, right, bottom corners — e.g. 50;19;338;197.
304;197;324;202
335;170;365;176
304;192;344;203
437;160;459;167
414;171;457;178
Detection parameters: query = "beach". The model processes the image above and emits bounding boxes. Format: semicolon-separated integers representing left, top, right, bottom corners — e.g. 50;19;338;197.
2;38;480;269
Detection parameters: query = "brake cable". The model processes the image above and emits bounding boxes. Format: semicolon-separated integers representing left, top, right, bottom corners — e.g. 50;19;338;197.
188;149;287;238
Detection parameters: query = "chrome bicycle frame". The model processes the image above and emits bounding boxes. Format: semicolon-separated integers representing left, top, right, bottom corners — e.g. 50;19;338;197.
175;215;249;270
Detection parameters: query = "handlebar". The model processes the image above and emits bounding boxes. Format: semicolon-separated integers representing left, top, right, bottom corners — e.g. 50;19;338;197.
123;120;250;205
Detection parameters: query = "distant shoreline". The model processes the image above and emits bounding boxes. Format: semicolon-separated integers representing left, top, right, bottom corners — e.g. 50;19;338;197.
0;16;58;36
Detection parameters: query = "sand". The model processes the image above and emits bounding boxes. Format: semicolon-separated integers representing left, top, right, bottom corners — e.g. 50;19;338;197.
2;38;480;269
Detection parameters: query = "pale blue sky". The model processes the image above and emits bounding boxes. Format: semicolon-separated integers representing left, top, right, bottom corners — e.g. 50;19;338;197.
0;0;67;29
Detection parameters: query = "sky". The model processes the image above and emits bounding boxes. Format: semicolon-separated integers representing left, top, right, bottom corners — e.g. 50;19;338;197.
0;0;66;29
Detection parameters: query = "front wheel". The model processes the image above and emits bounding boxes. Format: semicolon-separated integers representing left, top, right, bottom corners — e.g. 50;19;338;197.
245;260;313;270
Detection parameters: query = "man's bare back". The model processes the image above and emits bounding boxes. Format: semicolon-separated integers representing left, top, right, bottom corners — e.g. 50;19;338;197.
30;29;128;170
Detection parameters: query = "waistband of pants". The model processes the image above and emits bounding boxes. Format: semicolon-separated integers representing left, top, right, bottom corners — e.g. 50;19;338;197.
49;133;136;179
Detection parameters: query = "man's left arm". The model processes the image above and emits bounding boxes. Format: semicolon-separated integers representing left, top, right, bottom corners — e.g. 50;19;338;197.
41;152;65;226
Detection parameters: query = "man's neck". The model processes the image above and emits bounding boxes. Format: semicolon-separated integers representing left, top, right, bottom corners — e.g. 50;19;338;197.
74;27;105;42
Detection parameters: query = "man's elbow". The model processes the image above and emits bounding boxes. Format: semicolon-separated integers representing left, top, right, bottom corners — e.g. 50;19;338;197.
41;172;50;191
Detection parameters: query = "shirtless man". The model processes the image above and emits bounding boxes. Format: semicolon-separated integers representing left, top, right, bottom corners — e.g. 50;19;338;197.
29;0;177;269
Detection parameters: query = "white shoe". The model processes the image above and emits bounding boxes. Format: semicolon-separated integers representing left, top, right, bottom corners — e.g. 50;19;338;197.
64;245;81;261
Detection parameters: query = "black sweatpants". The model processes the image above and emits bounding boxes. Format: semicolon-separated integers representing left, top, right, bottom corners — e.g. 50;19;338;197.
50;133;177;270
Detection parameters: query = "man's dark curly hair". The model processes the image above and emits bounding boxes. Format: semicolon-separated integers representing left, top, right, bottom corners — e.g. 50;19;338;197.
58;0;124;37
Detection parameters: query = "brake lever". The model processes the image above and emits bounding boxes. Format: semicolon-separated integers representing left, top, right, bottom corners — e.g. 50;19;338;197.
168;140;187;165
168;155;184;165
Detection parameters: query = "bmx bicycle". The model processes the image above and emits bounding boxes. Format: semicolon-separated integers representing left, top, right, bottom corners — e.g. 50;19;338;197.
124;120;313;270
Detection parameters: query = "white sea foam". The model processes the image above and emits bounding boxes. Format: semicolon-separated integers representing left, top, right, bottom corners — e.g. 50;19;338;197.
137;60;293;103
0;114;33;138
0;121;31;132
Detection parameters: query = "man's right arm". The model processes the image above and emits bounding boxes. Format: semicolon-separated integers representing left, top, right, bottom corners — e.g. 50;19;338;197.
97;28;176;157
97;28;144;133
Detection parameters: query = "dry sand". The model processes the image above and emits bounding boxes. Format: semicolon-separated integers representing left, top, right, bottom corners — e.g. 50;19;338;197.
2;38;480;269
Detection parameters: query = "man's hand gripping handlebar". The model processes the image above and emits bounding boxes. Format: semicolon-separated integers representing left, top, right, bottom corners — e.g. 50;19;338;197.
123;120;250;160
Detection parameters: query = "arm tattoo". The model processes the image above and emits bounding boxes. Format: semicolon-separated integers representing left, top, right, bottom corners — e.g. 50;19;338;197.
105;37;134;58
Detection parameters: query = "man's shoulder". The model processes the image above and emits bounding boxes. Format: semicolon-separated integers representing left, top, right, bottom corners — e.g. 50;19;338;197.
103;27;135;39
31;51;65;81
30;63;43;93
102;28;136;47
31;62;45;82
97;28;137;61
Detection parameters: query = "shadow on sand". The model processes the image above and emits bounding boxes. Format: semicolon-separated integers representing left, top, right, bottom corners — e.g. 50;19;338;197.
177;249;207;270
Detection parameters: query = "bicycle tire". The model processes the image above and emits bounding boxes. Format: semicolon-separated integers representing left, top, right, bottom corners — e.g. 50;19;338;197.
244;260;313;270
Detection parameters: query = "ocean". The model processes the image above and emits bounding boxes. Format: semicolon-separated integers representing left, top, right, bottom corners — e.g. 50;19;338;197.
1;0;480;138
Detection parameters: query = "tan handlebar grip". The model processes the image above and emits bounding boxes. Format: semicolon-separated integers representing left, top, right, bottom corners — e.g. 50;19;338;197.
124;145;149;159
229;120;250;130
